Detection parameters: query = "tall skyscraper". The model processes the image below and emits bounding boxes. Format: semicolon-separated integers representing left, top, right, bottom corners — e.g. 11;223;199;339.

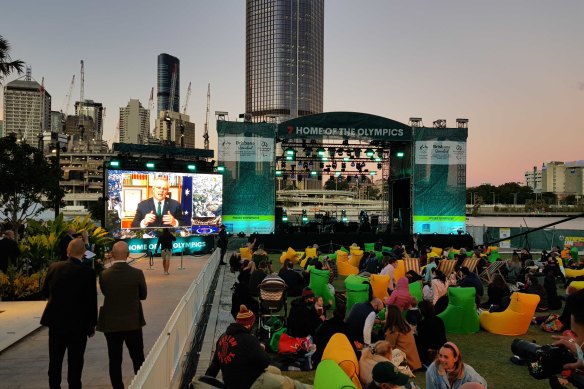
119;99;150;144
3;76;51;145
157;53;180;118
74;99;104;140
246;0;324;123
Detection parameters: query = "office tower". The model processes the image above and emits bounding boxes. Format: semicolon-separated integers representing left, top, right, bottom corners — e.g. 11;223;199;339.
74;99;104;140
3;76;51;145
245;0;324;123
119;99;150;144
157;53;180;118
50;111;64;133
154;111;195;148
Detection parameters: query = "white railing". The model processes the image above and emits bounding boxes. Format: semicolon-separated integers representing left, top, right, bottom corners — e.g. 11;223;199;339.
129;250;219;389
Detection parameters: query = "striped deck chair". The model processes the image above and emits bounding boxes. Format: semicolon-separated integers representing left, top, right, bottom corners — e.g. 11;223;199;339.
438;259;457;277
479;260;507;284
461;257;480;274
404;258;421;276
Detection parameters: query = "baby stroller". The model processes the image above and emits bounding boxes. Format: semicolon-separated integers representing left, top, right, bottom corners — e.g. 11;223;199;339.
257;274;288;339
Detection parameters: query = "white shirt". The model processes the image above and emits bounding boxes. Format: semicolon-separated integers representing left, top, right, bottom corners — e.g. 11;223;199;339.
363;311;377;346
380;263;396;289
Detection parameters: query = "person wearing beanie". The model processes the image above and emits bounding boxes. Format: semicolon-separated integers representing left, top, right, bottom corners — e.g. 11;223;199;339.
364;361;419;389
205;305;269;388
287;287;322;338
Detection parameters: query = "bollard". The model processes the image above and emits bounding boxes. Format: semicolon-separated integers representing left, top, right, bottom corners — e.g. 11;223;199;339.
178;249;186;270
146;249;155;270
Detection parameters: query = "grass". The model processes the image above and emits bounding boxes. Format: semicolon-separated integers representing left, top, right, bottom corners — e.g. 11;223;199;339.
261;253;560;389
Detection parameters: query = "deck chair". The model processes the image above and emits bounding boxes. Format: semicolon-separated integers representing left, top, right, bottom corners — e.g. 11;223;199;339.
403;258;421;276
438;259;457;278
461;257;480;274
479;260;507;284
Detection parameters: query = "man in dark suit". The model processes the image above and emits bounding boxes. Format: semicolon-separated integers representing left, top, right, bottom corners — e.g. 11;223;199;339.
97;241;147;389
0;230;20;272
40;237;97;389
131;177;184;228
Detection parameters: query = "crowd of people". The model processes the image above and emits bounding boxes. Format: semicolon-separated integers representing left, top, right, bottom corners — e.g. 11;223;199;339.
204;236;584;389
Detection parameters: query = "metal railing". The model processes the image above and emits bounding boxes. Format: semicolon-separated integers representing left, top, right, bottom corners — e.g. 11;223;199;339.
128;250;219;389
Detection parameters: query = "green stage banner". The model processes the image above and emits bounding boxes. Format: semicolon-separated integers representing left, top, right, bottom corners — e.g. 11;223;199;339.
218;121;276;235
412;127;468;234
125;235;214;255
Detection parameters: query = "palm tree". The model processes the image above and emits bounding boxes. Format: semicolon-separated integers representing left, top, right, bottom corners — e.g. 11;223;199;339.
0;35;24;84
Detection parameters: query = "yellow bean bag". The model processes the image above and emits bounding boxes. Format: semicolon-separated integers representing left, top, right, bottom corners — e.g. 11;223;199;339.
431;247;443;256
348;250;364;268
336;250;349;262
279;247;298;264
306;247;317;258
394;259;406;281
322;333;362;389
569;281;584;291
370;274;390;300
479;292;540;336
240;247;252;260
338;257;359;276
350;246;361;255
565;268;584;279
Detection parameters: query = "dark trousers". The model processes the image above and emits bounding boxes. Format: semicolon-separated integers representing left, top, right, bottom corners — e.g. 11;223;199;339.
48;328;88;389
104;329;145;389
219;247;227;263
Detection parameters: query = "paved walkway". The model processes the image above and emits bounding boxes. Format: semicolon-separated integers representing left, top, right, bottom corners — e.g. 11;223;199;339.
0;254;210;389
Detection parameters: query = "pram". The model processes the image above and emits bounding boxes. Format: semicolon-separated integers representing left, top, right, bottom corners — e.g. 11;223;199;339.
257;274;288;339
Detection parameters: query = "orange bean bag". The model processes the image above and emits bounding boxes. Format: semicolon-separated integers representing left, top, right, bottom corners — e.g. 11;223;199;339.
338;257;359;276
348;250;364;268
479;292;540;336
279;247;298;264
394;259;406;281
369;274;390;300
322;333;362;389
239;247;252;260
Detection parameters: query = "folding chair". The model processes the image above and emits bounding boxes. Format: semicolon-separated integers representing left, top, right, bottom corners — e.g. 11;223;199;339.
438;259;457;278
461;258;480;274
479;260;507;284
403;258;421;276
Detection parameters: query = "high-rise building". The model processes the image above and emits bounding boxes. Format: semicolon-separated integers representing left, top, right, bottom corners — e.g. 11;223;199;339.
157;53;180;118
50;111;65;133
245;0;324;123
154;111;195;148
119;99;150;144
74;99;104;140
3;76;51;145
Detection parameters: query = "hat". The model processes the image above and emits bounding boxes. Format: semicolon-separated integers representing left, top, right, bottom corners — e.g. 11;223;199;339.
372;361;409;386
302;287;314;300
236;304;255;327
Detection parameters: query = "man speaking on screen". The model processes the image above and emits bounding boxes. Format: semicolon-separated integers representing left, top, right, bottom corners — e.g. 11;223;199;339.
131;177;185;228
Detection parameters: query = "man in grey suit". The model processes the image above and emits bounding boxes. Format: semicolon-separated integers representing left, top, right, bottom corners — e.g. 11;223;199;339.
97;241;147;389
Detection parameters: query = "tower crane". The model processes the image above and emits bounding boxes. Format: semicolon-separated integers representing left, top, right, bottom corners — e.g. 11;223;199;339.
78;60;85;134
61;75;75;120
182;81;191;115
203;83;210;150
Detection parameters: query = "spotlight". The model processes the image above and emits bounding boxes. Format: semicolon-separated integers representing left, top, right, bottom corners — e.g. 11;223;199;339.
350;162;356;167
282;209;288;222
302;209;308;223
317;147;325;157
365;148;375;158
275;170;282;176
396;151;405;158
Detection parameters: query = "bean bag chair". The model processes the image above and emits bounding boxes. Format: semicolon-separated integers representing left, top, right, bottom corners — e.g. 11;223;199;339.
431;247;443;256
364;243;375;252
369;274;390;300
437;287;480;334
314;359;356;389
240;247;252;260
569;281;584;291
565;268;584;279
279;247;298;264
340;246;350;253
488;250;500;263
448;249;459;259
338;257;359;276
408;280;423;303
345;274;370;315
348;249;364;268
306;247;317;258
382;246;392;254
479;292;540;336
321;333;361;388
309;268;335;309
337;250;349;262
350;246;361;255
394;260;406;281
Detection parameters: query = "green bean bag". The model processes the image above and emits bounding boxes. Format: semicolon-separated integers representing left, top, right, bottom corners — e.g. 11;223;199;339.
314;359;356;389
364;243;375;252
437;287;480;334
570;247;579;261
345;274;370;315
374;251;383;261
408;280;423;303
488;250;500;263
309;268;335;309
341;246;349;253
382;246;392;253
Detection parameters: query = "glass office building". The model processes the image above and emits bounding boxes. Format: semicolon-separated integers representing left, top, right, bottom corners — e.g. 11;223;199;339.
246;0;324;123
157;53;180;119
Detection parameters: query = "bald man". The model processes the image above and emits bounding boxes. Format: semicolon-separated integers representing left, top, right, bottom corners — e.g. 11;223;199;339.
97;241;147;389
131;177;185;228
345;297;385;348
41;237;97;389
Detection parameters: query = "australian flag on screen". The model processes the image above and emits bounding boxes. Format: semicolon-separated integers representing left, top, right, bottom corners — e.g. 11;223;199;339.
181;176;193;226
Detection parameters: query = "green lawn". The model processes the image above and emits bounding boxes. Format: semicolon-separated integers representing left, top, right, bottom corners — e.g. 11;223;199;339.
263;253;559;389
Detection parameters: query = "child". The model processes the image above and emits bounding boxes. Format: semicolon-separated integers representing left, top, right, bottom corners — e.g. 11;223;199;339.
405;297;423;332
314;296;332;321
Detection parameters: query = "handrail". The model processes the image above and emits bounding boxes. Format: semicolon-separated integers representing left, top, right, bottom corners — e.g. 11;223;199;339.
128;250;219;389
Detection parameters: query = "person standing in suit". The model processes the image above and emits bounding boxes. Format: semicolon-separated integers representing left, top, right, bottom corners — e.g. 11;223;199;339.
131;177;184;228
217;225;228;265
40;238;97;389
97;241;147;389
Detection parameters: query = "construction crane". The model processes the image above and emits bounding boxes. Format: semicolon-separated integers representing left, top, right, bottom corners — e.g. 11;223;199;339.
148;87;155;138
203;83;210;150
182;81;191;115
61;75;75;117
78;60;85;134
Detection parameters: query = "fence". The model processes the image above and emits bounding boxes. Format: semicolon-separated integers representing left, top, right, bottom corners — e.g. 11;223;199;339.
128;249;219;389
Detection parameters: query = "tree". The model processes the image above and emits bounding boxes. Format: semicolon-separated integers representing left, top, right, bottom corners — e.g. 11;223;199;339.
0;35;25;84
0;135;64;239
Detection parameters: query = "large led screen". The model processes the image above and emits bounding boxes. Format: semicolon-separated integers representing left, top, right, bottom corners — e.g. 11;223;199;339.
106;169;222;238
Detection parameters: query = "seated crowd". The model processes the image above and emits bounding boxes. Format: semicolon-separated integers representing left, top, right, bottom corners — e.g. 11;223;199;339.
205;238;584;389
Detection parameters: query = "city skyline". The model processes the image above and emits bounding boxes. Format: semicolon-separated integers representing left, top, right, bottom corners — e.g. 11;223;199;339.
1;0;583;187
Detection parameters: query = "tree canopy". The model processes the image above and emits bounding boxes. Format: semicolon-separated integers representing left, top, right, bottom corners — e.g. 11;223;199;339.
0;35;24;84
0;135;64;237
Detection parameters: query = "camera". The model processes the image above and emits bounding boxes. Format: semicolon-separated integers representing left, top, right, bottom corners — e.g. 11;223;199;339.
511;339;576;380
